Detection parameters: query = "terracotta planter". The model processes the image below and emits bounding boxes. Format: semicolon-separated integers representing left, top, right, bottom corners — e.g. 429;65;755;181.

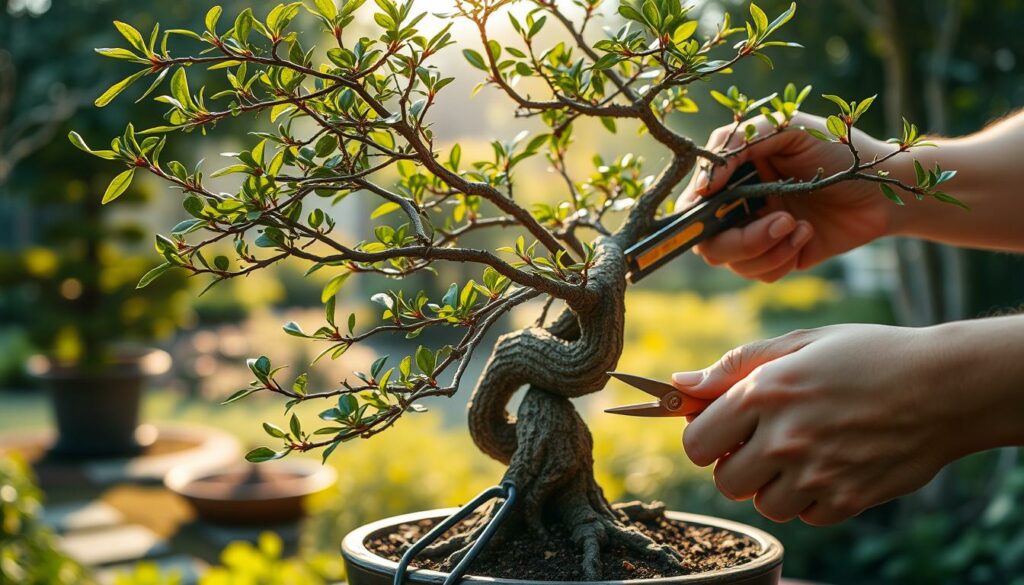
32;348;171;459
165;459;337;525
342;508;783;585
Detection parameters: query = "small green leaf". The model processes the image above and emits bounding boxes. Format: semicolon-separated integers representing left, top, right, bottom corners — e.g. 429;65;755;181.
137;262;173;289
803;127;831;142
462;49;487;71
222;388;258;404
880;184;903;206
371;202;401;218
205;6;223;33
113;20;149;55
263;422;287;438
102;168;136;204
822;94;851;116
245;447;287;463
95;70;147;107
913;160;926;186
321;272;351;303
825;115;847;139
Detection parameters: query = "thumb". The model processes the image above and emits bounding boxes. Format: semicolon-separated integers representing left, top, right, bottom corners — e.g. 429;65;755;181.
672;331;812;399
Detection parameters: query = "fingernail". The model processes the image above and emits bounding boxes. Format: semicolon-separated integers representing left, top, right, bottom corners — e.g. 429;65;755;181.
693;169;710;192
768;216;795;239
789;224;812;247
672;371;703;386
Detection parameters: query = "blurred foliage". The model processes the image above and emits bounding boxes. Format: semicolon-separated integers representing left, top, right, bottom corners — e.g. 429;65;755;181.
113;532;344;585
0;1;255;369
0;455;94;585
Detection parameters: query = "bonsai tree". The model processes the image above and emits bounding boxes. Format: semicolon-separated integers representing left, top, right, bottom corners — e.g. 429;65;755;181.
73;0;962;577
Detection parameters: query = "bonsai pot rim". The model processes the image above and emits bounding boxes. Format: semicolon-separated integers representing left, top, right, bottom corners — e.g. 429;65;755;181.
342;507;783;585
164;458;338;502
29;347;172;381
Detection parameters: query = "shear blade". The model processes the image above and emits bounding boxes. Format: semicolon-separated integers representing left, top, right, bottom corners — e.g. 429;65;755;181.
604;402;676;417
607;371;676;399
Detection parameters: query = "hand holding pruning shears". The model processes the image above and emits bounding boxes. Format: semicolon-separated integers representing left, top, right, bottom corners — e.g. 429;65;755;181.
609;112;1024;526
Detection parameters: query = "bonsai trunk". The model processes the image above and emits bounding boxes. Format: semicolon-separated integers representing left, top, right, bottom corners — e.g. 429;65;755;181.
426;237;683;579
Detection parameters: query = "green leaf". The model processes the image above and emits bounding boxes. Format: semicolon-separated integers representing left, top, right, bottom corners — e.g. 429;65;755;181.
415;346;435;375
803;127;831;142
245;447;287;463
766;2;796;34
137;262;174;289
213;255;230;271
169;67;193;110
314;0;338;20
222;388;258;404
283;321;306;337
289;414;302;438
67;131;118;159
113;20;149;55
205;6;223;33
95;47;144;61
672;20;698;44
852;94;876;121
462;49;487;71
618;4;645;24
709;90;735;109
749;3;769;34
879;184;903;206
95;70;147;107
825;115;847;139
822;94;851;116
932;191;970;210
321;272;351;303
234;8;254;43
913;160;926;186
371;201;400;218
102;168;136;204
263;422;287;438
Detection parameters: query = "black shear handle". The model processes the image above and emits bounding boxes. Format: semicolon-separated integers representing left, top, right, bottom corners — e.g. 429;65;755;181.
624;162;764;283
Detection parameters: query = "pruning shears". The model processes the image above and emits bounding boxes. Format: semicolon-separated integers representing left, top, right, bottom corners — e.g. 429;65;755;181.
604;371;711;418
624;161;765;283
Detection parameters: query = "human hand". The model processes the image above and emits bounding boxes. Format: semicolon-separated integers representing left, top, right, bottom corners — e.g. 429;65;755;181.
671;324;964;525
678;113;896;282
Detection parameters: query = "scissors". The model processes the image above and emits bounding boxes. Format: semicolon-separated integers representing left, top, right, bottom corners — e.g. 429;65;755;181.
604;371;712;417
624;161;764;283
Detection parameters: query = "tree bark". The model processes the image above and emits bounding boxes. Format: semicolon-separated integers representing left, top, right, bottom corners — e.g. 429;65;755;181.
421;236;685;579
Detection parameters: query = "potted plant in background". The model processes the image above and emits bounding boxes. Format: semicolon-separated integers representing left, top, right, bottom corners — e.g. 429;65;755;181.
76;0;962;581
0;181;189;458
0;2;204;458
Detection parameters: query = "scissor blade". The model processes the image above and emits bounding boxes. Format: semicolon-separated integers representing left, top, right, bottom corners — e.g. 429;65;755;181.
604;402;679;417
607;371;676;399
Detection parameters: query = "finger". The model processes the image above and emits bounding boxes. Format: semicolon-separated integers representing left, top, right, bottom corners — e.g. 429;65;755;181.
799;502;849;527
696;115;800;197
727;221;814;279
753;472;814;523
695;212;797;265
671;330;813;400
712;431;778;501
749;254;800;284
682;387;758;467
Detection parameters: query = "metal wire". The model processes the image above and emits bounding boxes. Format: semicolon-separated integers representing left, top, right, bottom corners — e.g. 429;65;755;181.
393;482;517;585
442;482;517;585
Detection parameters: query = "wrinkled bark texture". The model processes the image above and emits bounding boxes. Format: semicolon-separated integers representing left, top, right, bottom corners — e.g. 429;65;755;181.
426;237;683;579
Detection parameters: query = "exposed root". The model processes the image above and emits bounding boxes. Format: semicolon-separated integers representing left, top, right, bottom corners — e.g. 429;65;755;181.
614;500;670;522
422;389;684;580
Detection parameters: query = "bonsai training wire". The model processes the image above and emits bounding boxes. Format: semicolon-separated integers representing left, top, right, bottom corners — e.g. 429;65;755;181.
393;481;518;585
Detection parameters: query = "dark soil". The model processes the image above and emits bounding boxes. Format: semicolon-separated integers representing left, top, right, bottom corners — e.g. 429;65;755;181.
365;512;761;581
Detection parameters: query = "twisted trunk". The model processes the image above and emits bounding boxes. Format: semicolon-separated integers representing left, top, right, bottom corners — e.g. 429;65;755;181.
424;237;683;579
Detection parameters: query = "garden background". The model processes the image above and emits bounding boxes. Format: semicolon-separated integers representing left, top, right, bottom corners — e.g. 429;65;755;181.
2;1;1024;583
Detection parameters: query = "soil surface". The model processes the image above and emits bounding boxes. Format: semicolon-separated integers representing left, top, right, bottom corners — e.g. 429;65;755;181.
366;512;761;580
